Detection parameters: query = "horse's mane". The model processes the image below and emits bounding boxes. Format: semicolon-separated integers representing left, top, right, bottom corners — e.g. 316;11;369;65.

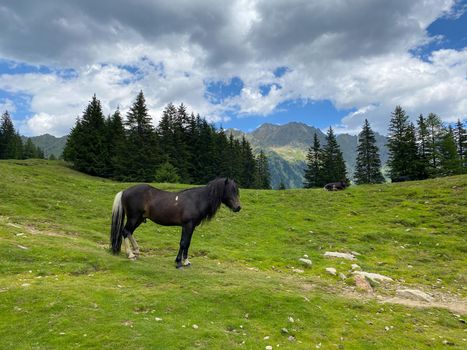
203;178;226;221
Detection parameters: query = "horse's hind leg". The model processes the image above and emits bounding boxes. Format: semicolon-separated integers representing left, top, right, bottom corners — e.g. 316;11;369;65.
123;237;136;260
128;235;140;256
123;215;144;260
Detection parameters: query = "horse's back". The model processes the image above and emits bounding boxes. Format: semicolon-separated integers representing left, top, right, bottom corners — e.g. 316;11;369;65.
122;184;157;215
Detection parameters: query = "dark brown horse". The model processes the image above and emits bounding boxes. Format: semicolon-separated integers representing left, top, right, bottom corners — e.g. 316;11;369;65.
110;178;241;268
324;181;349;191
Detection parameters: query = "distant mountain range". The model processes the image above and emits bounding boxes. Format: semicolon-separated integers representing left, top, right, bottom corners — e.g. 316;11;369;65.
227;122;389;188
27;122;388;188
23;134;68;159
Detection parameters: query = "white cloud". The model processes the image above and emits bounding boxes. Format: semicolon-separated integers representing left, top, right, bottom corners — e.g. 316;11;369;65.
0;98;16;113
0;0;465;136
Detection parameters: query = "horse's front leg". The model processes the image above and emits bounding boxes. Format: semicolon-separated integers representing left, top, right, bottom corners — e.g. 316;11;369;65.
175;222;194;269
182;223;195;267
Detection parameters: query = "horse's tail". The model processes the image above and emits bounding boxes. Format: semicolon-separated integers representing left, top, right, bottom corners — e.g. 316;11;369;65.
110;191;125;254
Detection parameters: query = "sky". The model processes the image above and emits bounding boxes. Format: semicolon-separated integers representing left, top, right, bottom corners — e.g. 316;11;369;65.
0;0;466;137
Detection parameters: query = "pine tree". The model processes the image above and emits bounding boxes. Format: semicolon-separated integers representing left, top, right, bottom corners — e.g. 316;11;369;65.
63;95;108;176
254;150;271;189
23;138;38;159
157;103;177;163
439;126;462;175
239;135;256;188
226;133;242;181
106;108;127;179
321;127;347;184
154;161;181;183
416;114;429;179
454;119;466;169
125;91;159;181
387;106;413;180
215;128;230;178
0;111;23;159
405;122;424;179
425;112;443;175
354;119;385;184
172;103;192;183
303;133;324;188
195;118;217;183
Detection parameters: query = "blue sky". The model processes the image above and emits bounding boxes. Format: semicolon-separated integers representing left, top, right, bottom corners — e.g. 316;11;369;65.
0;0;466;136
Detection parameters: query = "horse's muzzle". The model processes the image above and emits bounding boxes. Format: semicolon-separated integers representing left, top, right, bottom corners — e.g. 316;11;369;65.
233;206;241;212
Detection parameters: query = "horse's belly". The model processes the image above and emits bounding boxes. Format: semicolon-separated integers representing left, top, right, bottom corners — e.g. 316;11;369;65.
148;207;183;226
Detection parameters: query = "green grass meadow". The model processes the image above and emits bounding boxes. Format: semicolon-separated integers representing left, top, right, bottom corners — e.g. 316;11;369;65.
0;160;465;349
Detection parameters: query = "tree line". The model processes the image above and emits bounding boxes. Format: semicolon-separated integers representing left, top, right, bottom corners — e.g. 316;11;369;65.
0;111;45;160
387;106;466;180
303;105;466;188
63;92;271;188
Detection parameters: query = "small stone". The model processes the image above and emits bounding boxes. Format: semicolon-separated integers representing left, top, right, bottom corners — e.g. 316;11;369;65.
326;267;337;275
339;273;347;280
292;268;304;273
288;336;296;342
17;245;29;250
396;289;433;302
266;346;273;350
21;283;30;287
155;317;162;321
298;258;312;267
192;324;199;329
303;254;309;258
264;336;270;340
288;316;294;323
384;326;390;331
351;264;361;270
324;252;356;260
281;328;289;334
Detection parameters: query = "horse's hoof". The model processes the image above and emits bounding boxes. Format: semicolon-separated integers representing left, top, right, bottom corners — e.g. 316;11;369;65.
183;262;191;268
128;254;137;260
133;250;141;256
176;263;183;269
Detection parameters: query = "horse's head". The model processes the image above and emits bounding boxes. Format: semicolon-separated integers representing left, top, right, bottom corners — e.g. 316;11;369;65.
222;178;241;212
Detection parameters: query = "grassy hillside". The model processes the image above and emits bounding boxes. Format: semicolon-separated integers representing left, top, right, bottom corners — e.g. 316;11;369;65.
0;160;465;349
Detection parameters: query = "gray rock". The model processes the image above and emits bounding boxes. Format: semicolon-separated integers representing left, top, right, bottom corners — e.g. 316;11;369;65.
325;267;337;275
396;289;433;302
324;252;356;260
353;271;393;282
298;258;312;267
351;264;361;270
